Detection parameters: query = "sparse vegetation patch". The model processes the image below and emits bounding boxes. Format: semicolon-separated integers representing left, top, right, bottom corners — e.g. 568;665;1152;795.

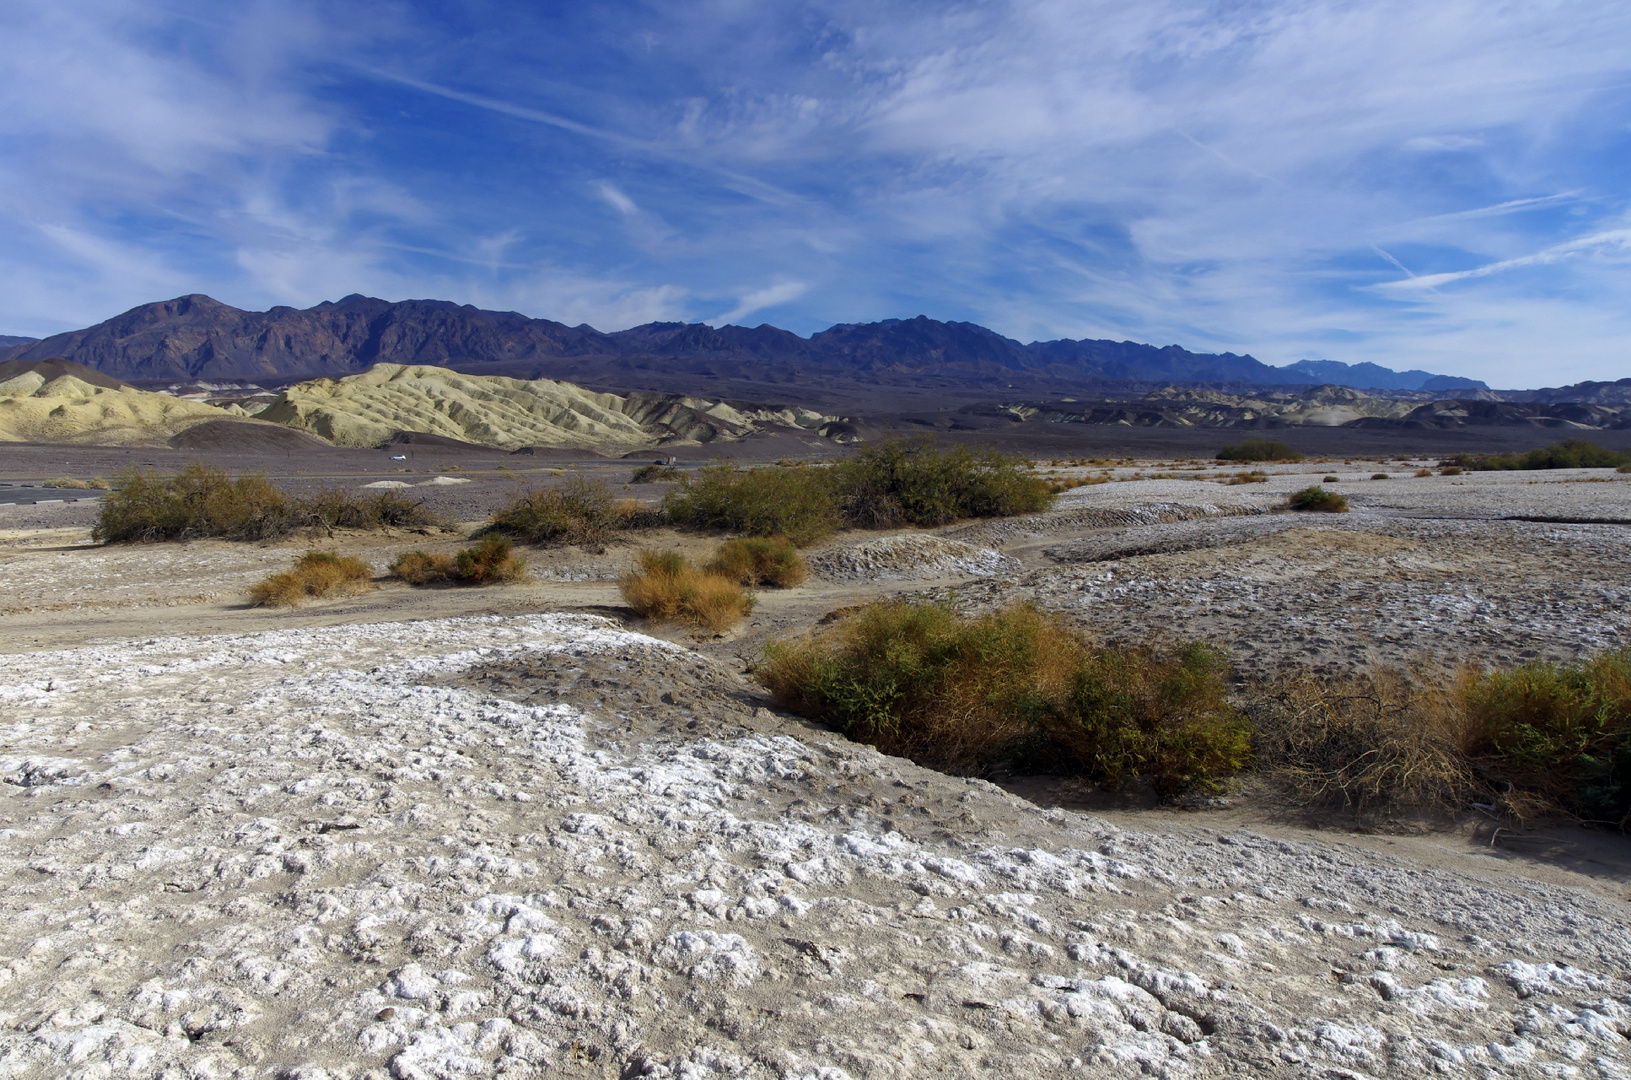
631;464;684;483
1444;439;1631;472
391;536;528;586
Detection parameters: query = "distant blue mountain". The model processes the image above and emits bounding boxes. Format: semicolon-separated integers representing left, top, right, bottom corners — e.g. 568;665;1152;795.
10;295;1485;395
1276;358;1487;392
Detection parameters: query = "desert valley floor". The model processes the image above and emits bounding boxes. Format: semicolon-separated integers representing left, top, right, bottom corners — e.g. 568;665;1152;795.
2;460;1630;1078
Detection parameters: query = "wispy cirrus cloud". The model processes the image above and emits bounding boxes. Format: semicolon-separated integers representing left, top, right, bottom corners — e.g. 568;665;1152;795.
0;0;1628;386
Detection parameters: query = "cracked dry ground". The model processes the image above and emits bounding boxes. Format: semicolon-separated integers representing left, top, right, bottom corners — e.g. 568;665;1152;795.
2;615;1630;1080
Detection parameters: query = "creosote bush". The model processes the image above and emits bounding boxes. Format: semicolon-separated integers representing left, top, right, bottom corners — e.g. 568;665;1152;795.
94;463;437;543
705;535;808;587
1287;485;1348;512
48;476;110;490
1222;470;1267;486
759;602;1250;798
1323;475;1340;483
1216;439;1304;463
664;463;840;545
391;536;528;586
484;476;656;549
249;551;373;608
1371;472;1390;480
1445;439;1631;472
620;549;753;632
665;437;1053;545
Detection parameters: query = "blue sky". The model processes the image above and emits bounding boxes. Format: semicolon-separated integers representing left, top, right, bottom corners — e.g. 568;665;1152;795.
2;1;1629;387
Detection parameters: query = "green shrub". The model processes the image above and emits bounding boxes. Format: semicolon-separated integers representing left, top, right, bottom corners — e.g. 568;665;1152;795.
827;438;1054;529
631;464;684;483
485;476;646;549
306;489;437;530
758;602;1248;796
393;538;527;586
1441;466;1463;476
96;463;302;542
666;438;1053;544
1444;439;1631;472
706;535;808;587
249;551;374;607
1464;649;1631;826
1323;475;1340;483
1371;472;1390;480
93;464;437;543
456;535;529;584
620;549;752;631
665;463;841;545
1287;485;1348;512
1216;439;1304;463
390;550;458;585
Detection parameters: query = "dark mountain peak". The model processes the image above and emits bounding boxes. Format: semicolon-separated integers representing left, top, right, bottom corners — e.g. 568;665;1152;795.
1281;358;1488;392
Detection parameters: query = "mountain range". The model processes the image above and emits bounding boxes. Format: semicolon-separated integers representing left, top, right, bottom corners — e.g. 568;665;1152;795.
1;295;1488;402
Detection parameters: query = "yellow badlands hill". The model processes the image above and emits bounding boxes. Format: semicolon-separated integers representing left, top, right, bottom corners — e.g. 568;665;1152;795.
0;369;240;445
256;363;837;450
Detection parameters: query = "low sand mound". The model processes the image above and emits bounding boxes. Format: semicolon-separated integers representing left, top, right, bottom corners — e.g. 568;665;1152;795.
808;534;1021;582
256;363;837;450
0;368;236;446
167;418;334;453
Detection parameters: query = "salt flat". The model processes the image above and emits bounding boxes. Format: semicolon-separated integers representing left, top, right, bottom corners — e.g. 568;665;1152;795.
2;613;1630;1079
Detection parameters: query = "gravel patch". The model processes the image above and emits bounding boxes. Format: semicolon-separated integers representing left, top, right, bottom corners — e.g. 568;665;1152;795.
2;615;1630;1078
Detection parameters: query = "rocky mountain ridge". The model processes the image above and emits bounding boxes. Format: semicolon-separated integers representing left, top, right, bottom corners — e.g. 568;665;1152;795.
8;294;1489;397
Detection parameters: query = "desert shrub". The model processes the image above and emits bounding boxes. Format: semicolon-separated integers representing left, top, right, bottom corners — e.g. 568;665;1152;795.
665;463;841;545
1620;464;1631;474
48;476;110;490
1371;472;1390;480
1216;439;1304;463
390;550;459;585
1441;466;1463;476
706;535;808;587
620;549;753;631
1250;670;1479;816
94;464;437;543
1223;470;1267;485
456;535;529;584
249;551;373;607
1414;468;1433;478
393;538;527;586
631;464;684;483
307;489;437;530
1463;649;1631;827
1445;439;1631;472
827;438;1054;529
759;602;1248;795
1323;475;1340;483
96;463;303;543
485;476;640;549
1287;485;1348;512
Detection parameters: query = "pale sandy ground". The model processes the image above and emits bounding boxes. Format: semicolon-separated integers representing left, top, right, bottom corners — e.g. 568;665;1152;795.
2;466;1630;1078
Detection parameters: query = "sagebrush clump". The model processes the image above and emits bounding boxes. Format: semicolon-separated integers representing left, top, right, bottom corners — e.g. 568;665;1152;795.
620;549;753;631
249;551;374;607
706;535;808;587
391;536;528;586
484;476;656;549
759;602;1250;797
1287;485;1348;512
665;463;840;545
